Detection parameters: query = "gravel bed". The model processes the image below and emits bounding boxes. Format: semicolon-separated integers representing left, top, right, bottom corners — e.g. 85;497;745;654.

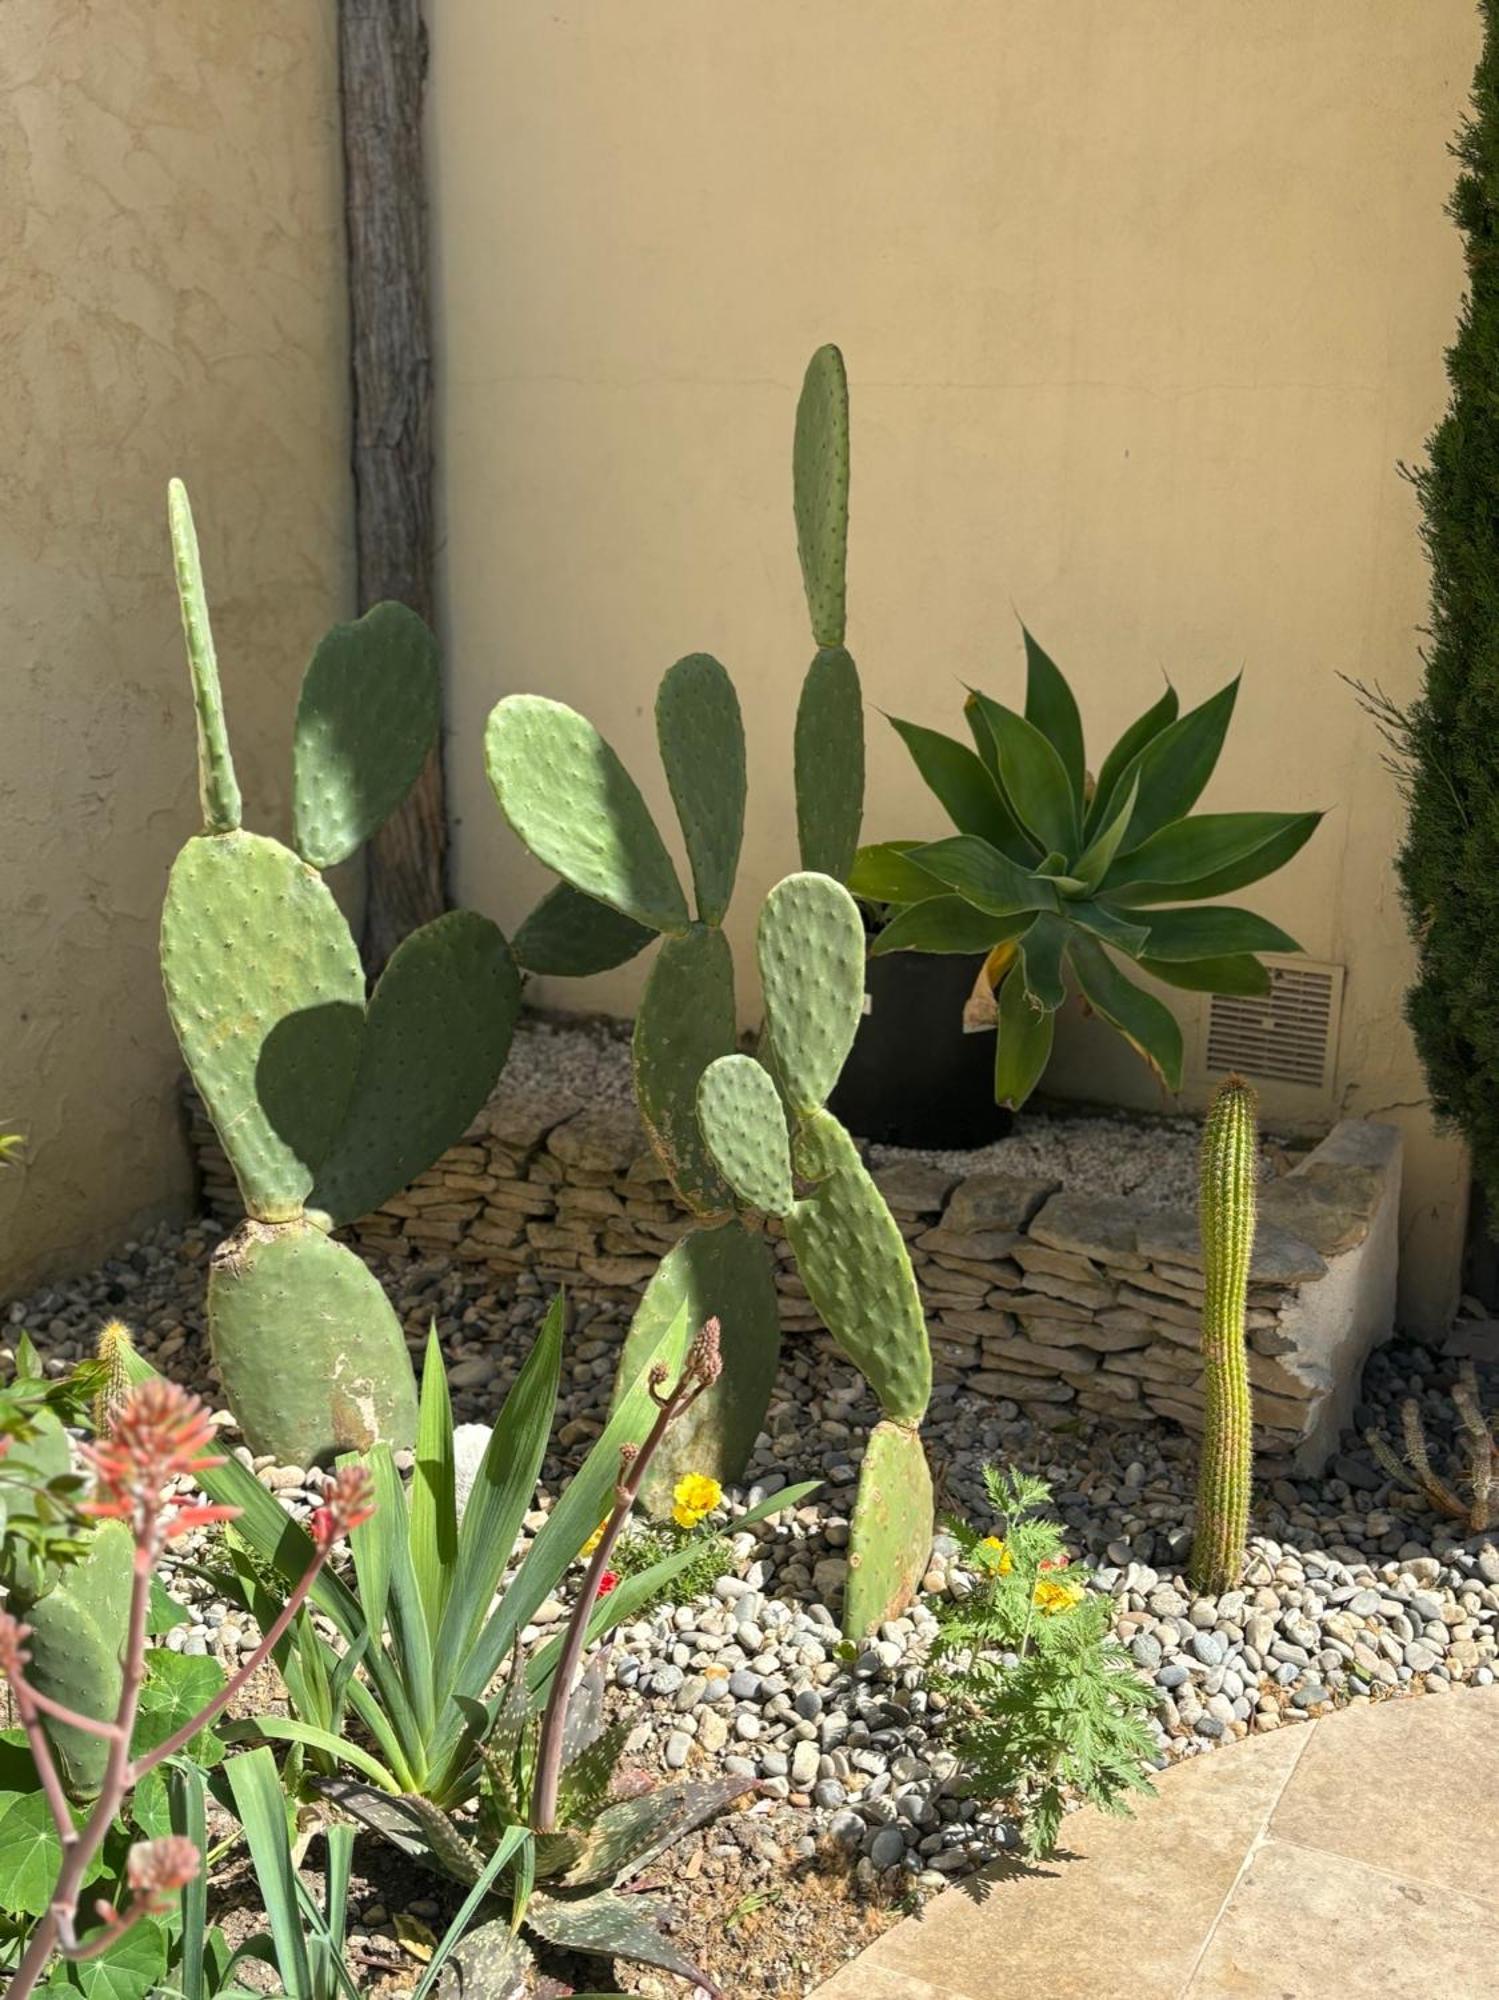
8;1216;1499;1978
485;1015;1290;1209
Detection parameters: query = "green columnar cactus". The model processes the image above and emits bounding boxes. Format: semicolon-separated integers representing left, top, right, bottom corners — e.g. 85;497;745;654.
1189;1076;1258;1596
485;349;933;1633
160;481;521;1462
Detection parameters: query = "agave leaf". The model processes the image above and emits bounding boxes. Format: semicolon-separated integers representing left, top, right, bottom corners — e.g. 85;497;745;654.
1139;952;1271;996
1017;912;1068;1012
1021;625;1086;800
847;840;946;905
1068;935;1183;1091
994;966;1055;1110
964;693;1078;856
1137;905;1298;961
1119;677;1241;848
870;899;1034;957
1105;810;1323;904
1068;900;1152;957
525;1888;717;1991
886;718;1022;852
1085;683;1179;838
909;835;1059;918
1073;775;1141;891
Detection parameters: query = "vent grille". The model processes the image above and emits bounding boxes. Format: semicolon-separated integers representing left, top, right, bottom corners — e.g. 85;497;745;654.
1204;960;1341;1091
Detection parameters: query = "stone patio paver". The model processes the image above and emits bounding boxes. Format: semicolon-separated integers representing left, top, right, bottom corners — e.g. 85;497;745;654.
809;1686;1499;2000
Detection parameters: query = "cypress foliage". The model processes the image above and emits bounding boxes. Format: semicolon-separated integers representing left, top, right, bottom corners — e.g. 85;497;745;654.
1384;6;1499;1213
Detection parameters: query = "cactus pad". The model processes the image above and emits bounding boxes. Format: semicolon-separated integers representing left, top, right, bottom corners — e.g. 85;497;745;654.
207;1220;417;1462
512;881;656;976
292;602;440;868
757;872;866;1114
161;832;364;1219
167;479;241;833
23;1521;133;1799
794;646;864;880
843;1421;933;1637
784;1108;931;1423
612;1222;781;1510
696;1054;793;1216
793;344;850;647
632;926;737;1217
655;653;746;925
311;911;520;1226
485;695;689;934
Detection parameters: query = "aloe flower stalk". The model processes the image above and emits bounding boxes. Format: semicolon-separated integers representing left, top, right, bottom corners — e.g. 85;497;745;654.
531;1320;723;1834
0;1382;373;2000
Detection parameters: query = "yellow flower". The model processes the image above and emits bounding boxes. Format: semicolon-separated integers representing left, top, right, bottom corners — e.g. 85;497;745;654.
672;1473;723;1529
1033;1576;1083;1615
976;1536;1013;1575
580;1518;610;1558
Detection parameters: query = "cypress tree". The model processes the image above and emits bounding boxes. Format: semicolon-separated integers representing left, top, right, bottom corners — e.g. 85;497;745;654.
1373;5;1499;1226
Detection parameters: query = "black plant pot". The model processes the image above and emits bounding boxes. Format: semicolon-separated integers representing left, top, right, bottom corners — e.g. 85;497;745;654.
828;948;1015;1151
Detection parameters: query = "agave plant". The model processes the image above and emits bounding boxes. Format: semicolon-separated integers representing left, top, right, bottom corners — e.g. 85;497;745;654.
853;625;1322;1107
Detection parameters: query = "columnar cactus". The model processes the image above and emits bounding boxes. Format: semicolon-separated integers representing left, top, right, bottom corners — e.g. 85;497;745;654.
159;483;520;1463
485;349;935;1632
1189;1076;1258;1596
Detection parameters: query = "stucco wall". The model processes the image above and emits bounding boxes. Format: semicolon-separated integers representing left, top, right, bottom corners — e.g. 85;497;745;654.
429;3;1477;1331
0;5;353;1294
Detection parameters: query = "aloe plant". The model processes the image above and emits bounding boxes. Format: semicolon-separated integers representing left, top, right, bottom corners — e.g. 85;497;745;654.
855;626;1322;1108
151;1304;810;1813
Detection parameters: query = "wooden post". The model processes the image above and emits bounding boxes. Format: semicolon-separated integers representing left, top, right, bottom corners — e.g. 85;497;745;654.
338;0;447;968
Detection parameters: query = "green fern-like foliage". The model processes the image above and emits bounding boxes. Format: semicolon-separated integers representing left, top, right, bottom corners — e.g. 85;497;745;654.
1369;5;1499;1224
607;1521;735;1611
933;1466;1157;1858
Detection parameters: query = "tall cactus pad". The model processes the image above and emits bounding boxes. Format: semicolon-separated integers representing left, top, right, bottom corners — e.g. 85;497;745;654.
485;695;689;934
162;832;364;1220
655;653;746;926
758;873;866;1114
632;927;737;1218
794;647;864;881
207;1220;417;1462
784;1109;931;1423
844;1422;933;1637
793;345;850;648
23;1521;134;1800
167;479;241;833
311;911;520;1227
612;1223;781;1511
292;602;440;868
696;1054;794;1217
1189;1077;1258;1596
513;882;656;976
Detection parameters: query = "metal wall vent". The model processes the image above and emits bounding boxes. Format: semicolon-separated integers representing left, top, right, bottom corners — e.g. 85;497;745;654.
1202;957;1343;1096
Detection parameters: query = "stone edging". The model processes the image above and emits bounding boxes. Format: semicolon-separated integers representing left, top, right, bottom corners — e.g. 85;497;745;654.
185;1081;1400;1475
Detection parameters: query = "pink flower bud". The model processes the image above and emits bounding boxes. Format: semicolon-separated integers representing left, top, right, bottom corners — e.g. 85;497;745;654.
311;1463;375;1551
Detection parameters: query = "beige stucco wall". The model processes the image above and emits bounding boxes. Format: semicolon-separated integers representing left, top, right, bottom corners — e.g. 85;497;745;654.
0;5;353;1296
431;1;1477;1331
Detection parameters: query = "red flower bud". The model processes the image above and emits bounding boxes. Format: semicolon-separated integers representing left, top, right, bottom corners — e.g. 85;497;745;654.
311;1463;375;1551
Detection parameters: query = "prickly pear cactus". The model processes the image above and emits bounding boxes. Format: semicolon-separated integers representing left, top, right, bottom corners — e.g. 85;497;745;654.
160;481;518;1462
207;1220;417;1463
844;1421;933;1638
480;350;931;1629
22;1520;134;1800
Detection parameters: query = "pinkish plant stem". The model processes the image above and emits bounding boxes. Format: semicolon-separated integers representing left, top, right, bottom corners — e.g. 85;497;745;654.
530;1320;722;1836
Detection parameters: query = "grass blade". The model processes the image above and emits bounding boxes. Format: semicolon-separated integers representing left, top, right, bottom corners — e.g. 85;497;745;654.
224;1746;312;2000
